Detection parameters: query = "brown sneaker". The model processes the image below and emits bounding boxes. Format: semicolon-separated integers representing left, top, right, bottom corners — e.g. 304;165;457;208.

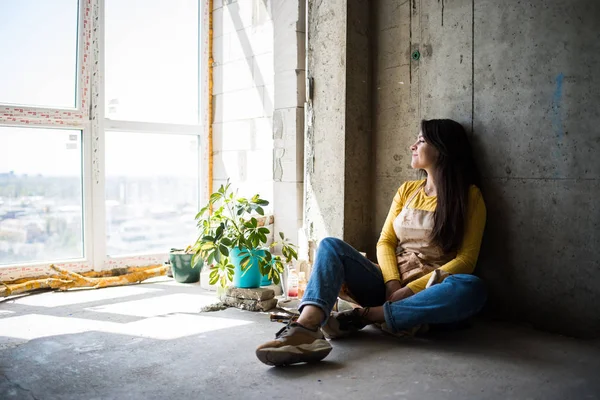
321;308;371;339
256;322;332;366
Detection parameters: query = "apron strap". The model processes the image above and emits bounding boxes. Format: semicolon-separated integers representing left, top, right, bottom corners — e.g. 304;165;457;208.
403;181;426;210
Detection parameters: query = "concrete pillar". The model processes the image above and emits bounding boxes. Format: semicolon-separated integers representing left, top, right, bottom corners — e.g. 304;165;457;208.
305;0;372;252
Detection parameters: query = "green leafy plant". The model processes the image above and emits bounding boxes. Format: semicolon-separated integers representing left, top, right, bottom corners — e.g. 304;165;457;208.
191;181;298;288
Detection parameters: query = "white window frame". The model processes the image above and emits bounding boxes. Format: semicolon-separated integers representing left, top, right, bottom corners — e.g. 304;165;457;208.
0;0;210;278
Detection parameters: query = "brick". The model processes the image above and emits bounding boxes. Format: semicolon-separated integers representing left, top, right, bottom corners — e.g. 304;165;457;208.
253;53;274;87
224;0;254;31
272;0;301;30
262;85;274;117
273;181;303;218
213;88;264;123
273;217;301;247
225;286;275;301
274;30;305;73
212;150;247;180
213;121;252;152
219;295;278;312
213;118;272;152
246;149;273;181
273;181;303;244
254;117;274;149
213;57;256;94
213;34;229;64
213;8;236;36
229;24;273;62
273;107;304;182
274;69;305;109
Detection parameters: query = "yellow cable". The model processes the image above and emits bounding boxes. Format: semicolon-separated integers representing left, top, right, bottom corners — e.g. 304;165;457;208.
207;0;214;203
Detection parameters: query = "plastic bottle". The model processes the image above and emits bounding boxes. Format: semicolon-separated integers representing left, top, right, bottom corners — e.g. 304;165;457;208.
287;268;299;298
297;271;307;299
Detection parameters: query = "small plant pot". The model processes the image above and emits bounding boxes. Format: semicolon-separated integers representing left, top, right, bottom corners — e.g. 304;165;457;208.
229;248;263;288
169;252;203;283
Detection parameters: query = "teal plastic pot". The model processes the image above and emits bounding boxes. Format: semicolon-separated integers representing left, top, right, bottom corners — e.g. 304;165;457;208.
260;274;272;286
169;252;203;283
229;248;263;288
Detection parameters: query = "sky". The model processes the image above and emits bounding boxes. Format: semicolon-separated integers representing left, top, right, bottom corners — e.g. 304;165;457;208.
0;0;78;108
0;0;200;178
104;0;199;124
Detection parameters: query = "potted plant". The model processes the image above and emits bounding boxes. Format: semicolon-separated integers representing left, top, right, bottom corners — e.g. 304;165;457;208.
191;181;298;289
168;247;203;283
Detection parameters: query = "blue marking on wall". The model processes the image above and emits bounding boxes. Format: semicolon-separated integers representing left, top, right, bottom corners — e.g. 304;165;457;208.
551;73;565;177
552;73;565;139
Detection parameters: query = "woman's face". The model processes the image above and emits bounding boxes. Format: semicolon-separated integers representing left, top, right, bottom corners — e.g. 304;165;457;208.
410;132;439;170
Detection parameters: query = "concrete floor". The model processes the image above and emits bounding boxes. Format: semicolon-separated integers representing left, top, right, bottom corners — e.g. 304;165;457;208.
1;278;599;400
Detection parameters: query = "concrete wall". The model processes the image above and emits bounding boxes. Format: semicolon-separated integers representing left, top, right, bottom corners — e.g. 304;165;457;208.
370;0;600;337
212;0;305;244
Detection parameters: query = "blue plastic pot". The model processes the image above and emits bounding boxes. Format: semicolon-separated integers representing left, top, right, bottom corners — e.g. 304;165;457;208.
229;248;264;288
260;274;272;286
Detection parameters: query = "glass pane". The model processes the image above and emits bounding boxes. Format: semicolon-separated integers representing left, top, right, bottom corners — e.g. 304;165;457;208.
0;0;79;108
105;131;199;256
0;127;84;265
105;0;199;124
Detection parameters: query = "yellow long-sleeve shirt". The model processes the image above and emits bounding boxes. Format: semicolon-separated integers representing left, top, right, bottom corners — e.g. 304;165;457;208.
376;180;487;293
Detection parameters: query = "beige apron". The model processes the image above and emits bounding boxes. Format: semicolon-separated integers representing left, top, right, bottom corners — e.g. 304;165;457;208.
336;183;453;308
393;183;455;286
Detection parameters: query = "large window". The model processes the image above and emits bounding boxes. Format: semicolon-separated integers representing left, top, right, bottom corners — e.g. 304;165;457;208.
0;0;79;108
105;0;199;124
104;0;201;259
0;127;84;265
0;0;203;269
105;132;199;256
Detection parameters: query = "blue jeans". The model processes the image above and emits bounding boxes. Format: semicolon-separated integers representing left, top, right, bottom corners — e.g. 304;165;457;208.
299;237;487;332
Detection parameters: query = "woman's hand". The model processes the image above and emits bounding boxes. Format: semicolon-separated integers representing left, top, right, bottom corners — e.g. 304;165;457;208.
385;280;402;300
388;286;414;303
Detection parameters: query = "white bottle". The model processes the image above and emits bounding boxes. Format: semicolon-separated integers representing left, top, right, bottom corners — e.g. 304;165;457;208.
287;268;299;298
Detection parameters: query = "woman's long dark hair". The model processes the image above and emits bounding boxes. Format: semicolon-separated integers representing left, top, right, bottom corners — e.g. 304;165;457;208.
421;119;481;253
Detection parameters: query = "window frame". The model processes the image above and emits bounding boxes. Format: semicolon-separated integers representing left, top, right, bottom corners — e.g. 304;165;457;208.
0;0;208;275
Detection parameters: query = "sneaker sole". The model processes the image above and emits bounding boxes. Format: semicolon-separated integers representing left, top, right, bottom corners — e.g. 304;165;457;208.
256;340;332;366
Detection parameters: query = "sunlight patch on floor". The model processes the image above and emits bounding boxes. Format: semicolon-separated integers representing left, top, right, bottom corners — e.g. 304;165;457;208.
86;293;219;317
0;314;109;340
12;286;162;308
112;313;253;340
0;312;252;341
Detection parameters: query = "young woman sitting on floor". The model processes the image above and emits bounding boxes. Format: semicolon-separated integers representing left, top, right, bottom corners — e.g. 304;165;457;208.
256;119;487;367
